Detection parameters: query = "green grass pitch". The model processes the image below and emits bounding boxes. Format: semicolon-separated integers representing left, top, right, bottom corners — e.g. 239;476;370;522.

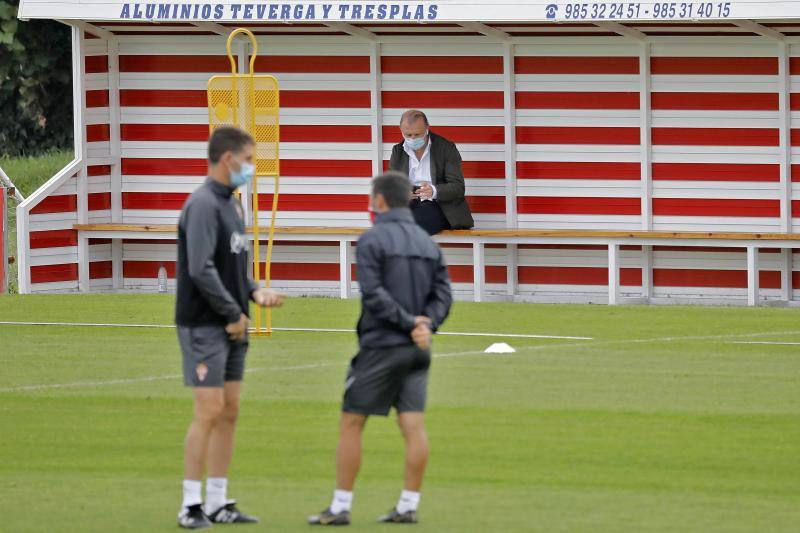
1;295;799;532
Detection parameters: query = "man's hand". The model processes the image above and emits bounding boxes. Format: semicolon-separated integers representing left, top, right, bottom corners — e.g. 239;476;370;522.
226;313;249;341
412;316;433;349
412;322;432;350
252;288;286;308
414;182;434;201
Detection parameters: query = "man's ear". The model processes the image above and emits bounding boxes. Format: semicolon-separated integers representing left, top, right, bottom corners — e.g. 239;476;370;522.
374;192;388;212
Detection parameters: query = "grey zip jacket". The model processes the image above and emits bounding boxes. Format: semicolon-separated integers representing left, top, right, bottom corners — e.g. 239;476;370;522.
356;207;453;348
175;178;258;327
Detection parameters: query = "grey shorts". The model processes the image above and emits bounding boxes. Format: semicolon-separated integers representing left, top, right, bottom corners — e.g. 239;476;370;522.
342;343;431;416
177;325;248;387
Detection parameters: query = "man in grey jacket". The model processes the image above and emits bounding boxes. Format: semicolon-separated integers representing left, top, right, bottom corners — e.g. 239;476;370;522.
175;127;285;529
309;171;453;526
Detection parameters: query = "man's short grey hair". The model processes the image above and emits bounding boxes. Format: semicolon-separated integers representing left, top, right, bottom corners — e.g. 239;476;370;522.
400;109;429;127
372;171;413;208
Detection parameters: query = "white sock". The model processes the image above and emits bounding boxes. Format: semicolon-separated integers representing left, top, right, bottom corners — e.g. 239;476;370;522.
396;490;420;514
181;479;203;510
205;477;228;514
329;489;353;514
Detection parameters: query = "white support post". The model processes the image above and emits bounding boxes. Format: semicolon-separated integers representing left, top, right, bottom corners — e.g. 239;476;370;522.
640;42;652;230
641;245;653;300
14;202;29;294
76;27;87;167
780;247;792;302
108;38;121;222
778;42;792;233
747;245;759;307
76;29;89;293
608;243;620;305
107;37;123;290
473;242;485;302
77;167;89;292
502;42;517;228
339;240;351;299
369;41;383;177
506;244;518;298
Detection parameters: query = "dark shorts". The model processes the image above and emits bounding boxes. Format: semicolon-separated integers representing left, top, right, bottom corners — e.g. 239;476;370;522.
342;344;431;416
177;325;249;387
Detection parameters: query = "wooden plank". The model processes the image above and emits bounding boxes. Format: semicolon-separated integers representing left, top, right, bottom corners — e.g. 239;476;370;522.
74;224;177;232
73;224;800;241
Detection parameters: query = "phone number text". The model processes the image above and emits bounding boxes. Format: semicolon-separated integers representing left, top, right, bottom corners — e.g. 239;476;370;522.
560;2;732;20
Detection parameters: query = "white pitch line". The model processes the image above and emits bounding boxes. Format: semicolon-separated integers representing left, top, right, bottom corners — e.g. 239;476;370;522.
434;329;800;360
729;341;800;346
0;373;185;392
0;321;173;329
0;321;593;340
4;329;800;394
0;362;339;393
438;331;591;340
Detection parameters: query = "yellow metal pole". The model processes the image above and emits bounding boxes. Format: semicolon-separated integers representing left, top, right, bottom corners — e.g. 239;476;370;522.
263;92;280;334
209;28;280;337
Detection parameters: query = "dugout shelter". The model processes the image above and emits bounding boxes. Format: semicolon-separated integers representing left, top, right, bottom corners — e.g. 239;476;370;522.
13;0;800;306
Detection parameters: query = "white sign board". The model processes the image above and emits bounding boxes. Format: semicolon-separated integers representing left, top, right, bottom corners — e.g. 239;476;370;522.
16;0;800;23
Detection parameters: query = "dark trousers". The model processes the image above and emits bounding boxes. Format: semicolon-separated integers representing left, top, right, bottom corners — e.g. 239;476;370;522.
410;199;451;235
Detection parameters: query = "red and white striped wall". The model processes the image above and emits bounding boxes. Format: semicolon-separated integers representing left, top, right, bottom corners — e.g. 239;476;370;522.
15;26;800;302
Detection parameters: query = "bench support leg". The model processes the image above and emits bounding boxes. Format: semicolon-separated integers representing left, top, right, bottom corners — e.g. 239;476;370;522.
608;243;620;305
78;236;89;292
641;245;653;301
339;240;351;299
780;248;792;303
506;244;518;299
112;238;123;290
473;242;485;303
747;245;759;307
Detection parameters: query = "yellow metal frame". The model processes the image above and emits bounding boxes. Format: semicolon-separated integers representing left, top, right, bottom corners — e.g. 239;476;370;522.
207;28;280;336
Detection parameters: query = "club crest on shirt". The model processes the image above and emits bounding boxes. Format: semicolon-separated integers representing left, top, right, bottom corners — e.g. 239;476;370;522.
230;232;246;254
196;363;208;382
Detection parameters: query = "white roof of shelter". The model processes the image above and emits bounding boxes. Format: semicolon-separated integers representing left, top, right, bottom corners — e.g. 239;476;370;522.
16;0;800;26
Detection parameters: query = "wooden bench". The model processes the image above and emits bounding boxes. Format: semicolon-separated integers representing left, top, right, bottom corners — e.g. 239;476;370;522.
74;224;800;305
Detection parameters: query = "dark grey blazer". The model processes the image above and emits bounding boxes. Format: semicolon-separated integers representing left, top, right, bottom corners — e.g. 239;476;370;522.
388;132;475;230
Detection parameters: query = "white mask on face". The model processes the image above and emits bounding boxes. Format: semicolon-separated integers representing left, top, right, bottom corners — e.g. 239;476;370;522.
404;130;428;151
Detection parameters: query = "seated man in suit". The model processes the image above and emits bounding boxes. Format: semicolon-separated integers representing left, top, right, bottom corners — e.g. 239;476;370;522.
389;110;474;235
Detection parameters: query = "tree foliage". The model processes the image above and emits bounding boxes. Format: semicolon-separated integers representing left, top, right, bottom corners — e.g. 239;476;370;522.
0;1;72;156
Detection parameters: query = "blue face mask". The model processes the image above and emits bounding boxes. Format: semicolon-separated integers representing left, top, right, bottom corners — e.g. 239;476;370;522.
404;131;428;151
229;159;255;189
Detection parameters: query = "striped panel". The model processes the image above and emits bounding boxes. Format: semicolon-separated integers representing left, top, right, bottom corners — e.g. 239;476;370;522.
514;52;642;229
651;51;781;233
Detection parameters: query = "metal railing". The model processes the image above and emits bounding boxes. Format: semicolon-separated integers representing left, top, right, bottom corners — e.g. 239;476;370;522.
0;165;25;203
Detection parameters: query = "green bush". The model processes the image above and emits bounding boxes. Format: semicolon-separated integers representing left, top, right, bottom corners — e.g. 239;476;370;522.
0;1;72;156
